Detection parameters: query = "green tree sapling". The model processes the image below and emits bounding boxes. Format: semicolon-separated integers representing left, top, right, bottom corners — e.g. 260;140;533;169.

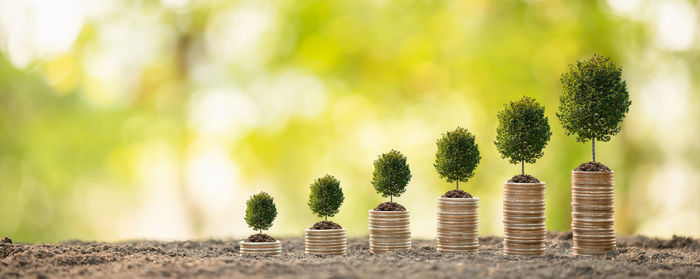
245;192;278;235
308;174;344;222
494;96;552;178
434;127;481;194
371;149;412;204
557;54;631;164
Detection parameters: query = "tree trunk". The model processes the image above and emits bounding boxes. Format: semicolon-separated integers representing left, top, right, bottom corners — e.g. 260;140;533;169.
592;138;596;163
521;161;524;175
173;34;204;237
325;216;327;221
390;195;393;203
456;180;459;190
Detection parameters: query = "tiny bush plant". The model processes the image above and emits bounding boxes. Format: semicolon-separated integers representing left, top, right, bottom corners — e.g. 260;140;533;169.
308;174;344;221
371;149;412;202
557;54;631;162
494;97;552;175
434;127;481;190
245;192;278;234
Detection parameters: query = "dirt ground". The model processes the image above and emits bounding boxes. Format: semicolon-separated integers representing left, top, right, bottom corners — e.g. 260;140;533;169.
1;232;698;278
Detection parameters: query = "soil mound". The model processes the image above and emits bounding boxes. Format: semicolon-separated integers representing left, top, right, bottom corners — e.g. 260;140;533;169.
310;221;342;230
245;233;276;242
575;161;612;172
1;237;11;244
508;174;540;183
373;202;406;211
441;189;473;198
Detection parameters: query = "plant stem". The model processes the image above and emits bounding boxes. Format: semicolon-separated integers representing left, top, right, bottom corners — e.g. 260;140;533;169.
456;180;459;190
521;161;524;175
592;138;596;163
259;229;262;234
325;216;327;221
390;195;393;203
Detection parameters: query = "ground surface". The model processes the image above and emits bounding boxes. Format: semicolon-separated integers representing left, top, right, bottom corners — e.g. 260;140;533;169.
1;232;698;278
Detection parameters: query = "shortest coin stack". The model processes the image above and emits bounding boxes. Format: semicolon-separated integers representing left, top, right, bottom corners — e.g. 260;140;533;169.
571;171;615;256
503;182;546;256
436;197;479;253
239;241;281;256
304;228;347;255
368;210;411;253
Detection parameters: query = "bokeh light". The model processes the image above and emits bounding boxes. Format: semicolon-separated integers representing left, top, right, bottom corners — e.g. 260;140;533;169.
0;0;698;242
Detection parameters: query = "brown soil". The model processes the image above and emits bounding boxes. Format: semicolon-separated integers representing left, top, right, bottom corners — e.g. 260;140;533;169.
442;189;473;198
575;161;612;172
1;237;10;244
310;221;342;230
245;233;276;242
1;232;698;278
508;174;540;183
373;202;406;211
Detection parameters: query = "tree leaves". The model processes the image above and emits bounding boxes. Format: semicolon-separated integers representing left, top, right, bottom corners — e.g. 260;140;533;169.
434;127;481;183
244;192;278;231
371;150;412;199
494;97;552;165
557;54;631;143
308;175;344;218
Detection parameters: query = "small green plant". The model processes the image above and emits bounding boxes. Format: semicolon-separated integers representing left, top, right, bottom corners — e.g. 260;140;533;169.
434;127;481;190
371;149;412;202
245;192;278;234
308;175;344;221
494;97;552;175
557;54;631;162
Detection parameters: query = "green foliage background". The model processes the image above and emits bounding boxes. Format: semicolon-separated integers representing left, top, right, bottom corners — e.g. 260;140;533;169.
0;0;699;241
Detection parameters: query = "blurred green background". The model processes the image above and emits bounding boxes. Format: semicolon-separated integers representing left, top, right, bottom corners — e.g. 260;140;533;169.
1;0;699;242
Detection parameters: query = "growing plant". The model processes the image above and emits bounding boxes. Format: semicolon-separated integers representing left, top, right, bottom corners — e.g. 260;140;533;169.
434;127;481;191
245;192;278;234
308;175;344;221
557;54;631;162
494;97;552;175
371;149;412;203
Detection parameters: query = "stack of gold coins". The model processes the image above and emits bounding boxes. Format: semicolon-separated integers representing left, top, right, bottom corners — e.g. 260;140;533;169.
503;182;546;255
304;228;347;256
436;197;479;253
368;210;411;253
571;171;615;256
239;241;281;256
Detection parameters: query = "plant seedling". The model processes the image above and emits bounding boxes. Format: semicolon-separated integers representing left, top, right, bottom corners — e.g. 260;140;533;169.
371;149;411;209
557;54;631;168
494;96;552;181
308;175;344;229
244;192;278;241
434;127;481;197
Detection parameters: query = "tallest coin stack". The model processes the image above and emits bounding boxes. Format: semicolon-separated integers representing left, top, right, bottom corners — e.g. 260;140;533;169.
571;171;615;256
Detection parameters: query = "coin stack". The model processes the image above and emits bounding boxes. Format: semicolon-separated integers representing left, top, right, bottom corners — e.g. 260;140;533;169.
368;210;411;253
436;197;479;253
304;228;347;255
571;171;615;256
503;182;546;255
239;241;282;256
